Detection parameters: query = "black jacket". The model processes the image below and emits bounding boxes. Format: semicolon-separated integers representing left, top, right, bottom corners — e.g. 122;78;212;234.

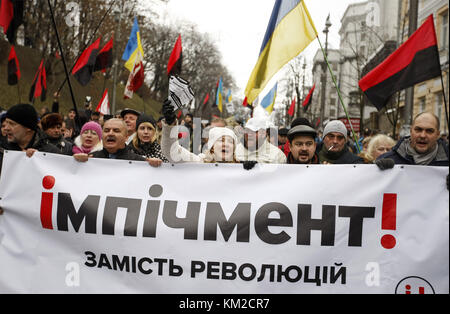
0;129;61;174
316;142;364;164
91;147;147;161
377;136;449;166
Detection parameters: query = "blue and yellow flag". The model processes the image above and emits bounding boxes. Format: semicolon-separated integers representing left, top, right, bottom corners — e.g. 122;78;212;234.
122;18;144;72
260;83;278;114
216;77;223;113
245;0;317;104
226;89;232;103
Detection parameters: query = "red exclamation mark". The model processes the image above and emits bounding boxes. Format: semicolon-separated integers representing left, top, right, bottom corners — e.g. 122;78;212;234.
381;193;397;249
40;176;55;230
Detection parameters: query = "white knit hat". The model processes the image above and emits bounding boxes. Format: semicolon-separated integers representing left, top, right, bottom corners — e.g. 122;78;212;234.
207;127;238;150
323;120;348;140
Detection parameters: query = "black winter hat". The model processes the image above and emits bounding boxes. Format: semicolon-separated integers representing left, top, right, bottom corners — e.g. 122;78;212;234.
136;114;156;130
5;103;38;131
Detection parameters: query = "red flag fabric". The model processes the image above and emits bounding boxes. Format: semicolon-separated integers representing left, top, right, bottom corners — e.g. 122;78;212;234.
359;15;441;110
96;89;110;115
0;0;23;44
7;44;20;85
242;97;248;107
288;97;296;117
29;59;47;102
203;93;210;105
94;36;113;73
167;35;182;76
72;37;101;86
124;51;144;100
302;84;315;112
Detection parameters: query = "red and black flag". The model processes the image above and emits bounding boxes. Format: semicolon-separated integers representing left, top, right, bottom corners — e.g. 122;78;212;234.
94;36;113;73
29;59;47;102
167;34;182;77
302;84;315;112
0;0;23;44
359;15;441;111
72;37;101;86
7;44;20;85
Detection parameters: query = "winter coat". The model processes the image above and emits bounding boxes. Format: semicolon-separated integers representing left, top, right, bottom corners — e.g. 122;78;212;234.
128;141;169;162
316;142;364;164
91;147;146;161
377;136;449;166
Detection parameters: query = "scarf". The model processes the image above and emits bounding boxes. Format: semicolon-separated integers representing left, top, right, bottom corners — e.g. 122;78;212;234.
405;138;438;165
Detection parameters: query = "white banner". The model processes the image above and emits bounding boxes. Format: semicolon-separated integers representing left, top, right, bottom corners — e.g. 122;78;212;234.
0;151;448;294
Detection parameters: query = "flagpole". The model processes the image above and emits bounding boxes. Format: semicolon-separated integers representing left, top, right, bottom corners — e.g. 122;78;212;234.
439;73;449;132
316;36;361;153
48;0;80;129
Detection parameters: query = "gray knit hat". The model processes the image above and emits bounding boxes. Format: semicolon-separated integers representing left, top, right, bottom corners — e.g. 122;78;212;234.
323;120;347;140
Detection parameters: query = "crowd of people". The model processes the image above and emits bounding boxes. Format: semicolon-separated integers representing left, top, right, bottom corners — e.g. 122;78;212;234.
0;96;449;214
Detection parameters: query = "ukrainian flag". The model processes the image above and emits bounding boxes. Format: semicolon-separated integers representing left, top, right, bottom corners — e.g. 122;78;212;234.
122;18;145;72
216;77;223;113
260;83;278;114
245;0;317;104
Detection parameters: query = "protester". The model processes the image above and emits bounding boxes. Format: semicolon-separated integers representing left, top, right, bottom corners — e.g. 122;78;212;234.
278;127;289;156
0;112;7;147
129;114;168;163
120;108;140;145
72;121;103;157
161;100;239;164
1;104;60;174
287;125;319;164
366;134;396;163
317;120;364;164
40;113;74;155
156;116;164;144
376;112;448;167
235;116;287;164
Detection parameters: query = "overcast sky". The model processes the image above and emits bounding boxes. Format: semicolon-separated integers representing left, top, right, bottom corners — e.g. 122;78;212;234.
155;0;365;99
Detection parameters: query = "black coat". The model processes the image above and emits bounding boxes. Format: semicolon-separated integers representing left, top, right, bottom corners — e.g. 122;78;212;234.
0;130;61;174
91;147;147;161
377;136;449;166
316;141;364;164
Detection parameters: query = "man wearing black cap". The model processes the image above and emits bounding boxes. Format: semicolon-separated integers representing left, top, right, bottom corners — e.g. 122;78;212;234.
120;108;141;145
287;125;319;164
1;104;60;173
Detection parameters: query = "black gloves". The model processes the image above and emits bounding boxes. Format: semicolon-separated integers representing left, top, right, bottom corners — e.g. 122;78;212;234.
243;161;258;171
375;158;395;171
162;99;176;125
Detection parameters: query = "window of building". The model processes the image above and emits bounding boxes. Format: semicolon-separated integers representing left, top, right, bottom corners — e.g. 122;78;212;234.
440;10;448;50
435;93;443;126
419;97;426;113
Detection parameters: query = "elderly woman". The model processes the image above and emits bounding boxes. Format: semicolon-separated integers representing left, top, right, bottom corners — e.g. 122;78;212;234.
72;121;103;161
128;114;168;164
367;134;396;163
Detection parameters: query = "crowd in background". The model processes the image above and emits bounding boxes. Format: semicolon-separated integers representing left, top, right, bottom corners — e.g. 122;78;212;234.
1;96;449;179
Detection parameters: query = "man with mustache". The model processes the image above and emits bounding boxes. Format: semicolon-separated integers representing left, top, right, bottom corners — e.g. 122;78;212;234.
286;125;319;164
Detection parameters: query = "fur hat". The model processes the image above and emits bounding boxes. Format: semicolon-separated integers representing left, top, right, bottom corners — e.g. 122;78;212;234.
41;113;63;131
